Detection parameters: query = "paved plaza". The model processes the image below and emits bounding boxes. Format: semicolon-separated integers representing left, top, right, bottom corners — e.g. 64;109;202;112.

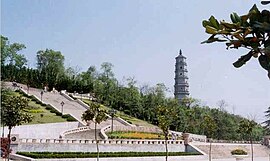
0;122;79;139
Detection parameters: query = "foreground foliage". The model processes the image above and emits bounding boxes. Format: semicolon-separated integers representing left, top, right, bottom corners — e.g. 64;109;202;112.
16;152;201;158
202;4;270;79
1;89;33;160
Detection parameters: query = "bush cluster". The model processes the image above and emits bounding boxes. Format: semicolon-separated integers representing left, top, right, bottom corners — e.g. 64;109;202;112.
17;151;201;158
231;149;248;155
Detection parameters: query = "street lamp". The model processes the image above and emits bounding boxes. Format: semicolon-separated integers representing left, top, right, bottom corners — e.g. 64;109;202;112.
40;90;44;103
61;101;65;114
110;109;116;134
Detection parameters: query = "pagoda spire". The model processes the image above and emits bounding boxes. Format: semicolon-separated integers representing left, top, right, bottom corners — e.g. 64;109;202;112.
174;49;189;103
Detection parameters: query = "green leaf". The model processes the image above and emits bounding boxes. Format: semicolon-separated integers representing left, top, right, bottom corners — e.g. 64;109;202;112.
201;38;226;44
230;13;237;23
249;4;259;14
261;1;270;5
259;54;270;71
221;22;237;29
202;20;211;28
233;51;253;68
231;13;241;23
209;16;220;29
205;26;217;34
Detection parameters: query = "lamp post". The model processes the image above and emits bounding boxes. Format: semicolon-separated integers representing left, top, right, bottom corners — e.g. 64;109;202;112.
61;101;65;114
110;109;116;134
40;90;44;103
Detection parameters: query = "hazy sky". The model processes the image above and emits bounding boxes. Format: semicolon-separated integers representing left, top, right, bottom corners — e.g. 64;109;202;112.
2;0;270;122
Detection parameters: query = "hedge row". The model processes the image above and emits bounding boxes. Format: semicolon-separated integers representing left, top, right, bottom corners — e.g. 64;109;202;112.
45;105;77;121
17;152;201;158
15;90;47;106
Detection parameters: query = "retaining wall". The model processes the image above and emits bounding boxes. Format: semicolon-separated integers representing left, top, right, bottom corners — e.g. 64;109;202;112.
14;139;186;153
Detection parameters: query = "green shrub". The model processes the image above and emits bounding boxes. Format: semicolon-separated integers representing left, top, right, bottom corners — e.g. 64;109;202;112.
55;111;62;116
66;115;77;121
25;109;43;113
231;149;247;155
62;114;69;118
50;109;58;113
41;103;47;106
45;106;52;110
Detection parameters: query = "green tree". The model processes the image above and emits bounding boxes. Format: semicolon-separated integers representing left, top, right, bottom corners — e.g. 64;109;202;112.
1;92;33;161
1;35;27;69
36;49;65;89
157;105;177;161
81;102;108;161
238;119;257;161
202;4;270;79
202;115;217;161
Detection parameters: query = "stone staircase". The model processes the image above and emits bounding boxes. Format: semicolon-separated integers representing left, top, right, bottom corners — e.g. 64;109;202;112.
3;82;127;129
193;143;270;159
65;130;101;140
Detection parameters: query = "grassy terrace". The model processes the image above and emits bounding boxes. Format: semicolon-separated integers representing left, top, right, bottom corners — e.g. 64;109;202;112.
17;152;201;158
7;90;75;125
83;99;156;127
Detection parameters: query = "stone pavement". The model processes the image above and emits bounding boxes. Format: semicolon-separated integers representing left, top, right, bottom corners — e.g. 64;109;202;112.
192;142;270;159
0;122;79;139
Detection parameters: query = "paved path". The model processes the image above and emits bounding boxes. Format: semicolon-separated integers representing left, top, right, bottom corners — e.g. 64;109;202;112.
191;142;270;159
0;122;79;139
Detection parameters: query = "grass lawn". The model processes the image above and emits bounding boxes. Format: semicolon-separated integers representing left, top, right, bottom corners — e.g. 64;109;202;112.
83;99;156;127
12;91;68;125
24;103;67;125
106;131;165;139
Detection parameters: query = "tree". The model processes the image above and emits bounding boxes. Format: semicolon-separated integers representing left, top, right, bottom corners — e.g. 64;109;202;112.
201;115;217;161
1;35;27;69
238;119;257;161
1;92;33;161
202;4;270;79
81;102;108;161
36;49;65;89
157;105;177;161
263;106;270;134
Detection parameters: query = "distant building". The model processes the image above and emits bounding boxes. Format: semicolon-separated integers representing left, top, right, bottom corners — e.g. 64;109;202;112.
174;49;189;102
